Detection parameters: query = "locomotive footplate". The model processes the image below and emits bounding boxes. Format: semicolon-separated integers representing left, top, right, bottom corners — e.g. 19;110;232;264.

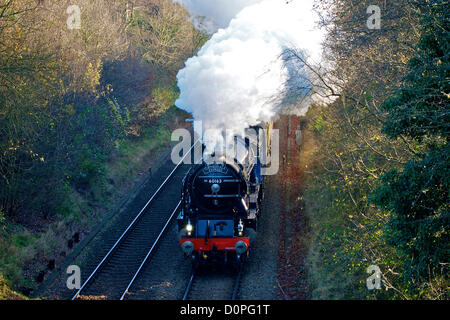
180;237;250;252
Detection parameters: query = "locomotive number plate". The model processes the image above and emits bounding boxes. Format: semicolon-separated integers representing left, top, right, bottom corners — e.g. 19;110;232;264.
206;178;223;184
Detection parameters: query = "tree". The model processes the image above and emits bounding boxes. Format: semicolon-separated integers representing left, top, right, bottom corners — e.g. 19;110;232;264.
300;0;442;299
129;0;201;77
372;0;449;286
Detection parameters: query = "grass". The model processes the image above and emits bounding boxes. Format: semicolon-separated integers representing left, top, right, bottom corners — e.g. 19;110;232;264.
0;274;28;300
0;106;190;299
105;126;171;190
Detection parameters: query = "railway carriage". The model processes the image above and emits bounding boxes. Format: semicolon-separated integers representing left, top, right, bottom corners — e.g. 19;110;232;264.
177;123;273;267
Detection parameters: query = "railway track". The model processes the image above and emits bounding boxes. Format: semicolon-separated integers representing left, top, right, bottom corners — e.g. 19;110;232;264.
182;267;243;300
71;141;198;300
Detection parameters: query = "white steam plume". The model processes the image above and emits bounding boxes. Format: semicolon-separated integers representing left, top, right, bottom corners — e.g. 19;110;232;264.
175;0;324;150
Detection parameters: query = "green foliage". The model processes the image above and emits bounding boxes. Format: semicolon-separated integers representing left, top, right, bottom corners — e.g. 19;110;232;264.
0;273;28;300
303;0;448;299
304;101;408;299
373;1;449;286
0;0;197;293
129;0;204;76
151;85;179;117
382;2;449;140
372;150;449;282
311;113;326;134
0;212;4;232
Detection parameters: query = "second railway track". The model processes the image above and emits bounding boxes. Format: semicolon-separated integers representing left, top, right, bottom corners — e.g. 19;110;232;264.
71;142;197;300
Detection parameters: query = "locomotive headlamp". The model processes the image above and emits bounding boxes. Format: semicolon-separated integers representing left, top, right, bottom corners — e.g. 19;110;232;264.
238;219;244;236
186;220;193;236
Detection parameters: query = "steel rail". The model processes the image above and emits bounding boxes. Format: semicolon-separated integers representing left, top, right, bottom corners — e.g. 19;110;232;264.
71;140;199;300
182;272;196;301
119;200;182;300
182;266;242;301
231;266;243;300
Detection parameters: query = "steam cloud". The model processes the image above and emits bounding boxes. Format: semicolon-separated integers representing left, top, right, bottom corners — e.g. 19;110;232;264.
174;0;324;150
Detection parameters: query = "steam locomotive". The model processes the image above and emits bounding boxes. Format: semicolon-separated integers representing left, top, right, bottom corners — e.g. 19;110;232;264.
177;123;273;267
